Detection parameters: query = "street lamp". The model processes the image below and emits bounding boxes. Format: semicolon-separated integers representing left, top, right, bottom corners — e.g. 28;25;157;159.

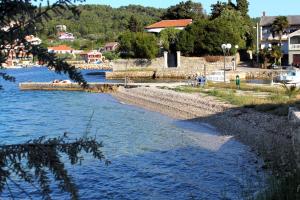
253;22;260;66
234;45;239;71
221;43;232;82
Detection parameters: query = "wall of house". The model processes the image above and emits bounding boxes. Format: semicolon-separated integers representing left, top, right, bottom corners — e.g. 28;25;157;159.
288;50;300;65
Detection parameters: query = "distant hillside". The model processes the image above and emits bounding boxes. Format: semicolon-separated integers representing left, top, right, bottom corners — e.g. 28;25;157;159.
38;4;164;43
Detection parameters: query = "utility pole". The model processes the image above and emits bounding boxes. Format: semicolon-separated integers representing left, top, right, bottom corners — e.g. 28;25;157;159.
256;22;259;65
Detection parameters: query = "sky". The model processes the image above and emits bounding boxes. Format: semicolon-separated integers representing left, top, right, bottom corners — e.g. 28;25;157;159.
80;0;300;18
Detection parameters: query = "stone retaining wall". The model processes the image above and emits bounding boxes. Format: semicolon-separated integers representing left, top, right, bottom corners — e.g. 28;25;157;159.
111;56;235;73
109;56;237;79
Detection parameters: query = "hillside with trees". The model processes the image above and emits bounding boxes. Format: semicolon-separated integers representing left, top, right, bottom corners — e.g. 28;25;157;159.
38;4;164;48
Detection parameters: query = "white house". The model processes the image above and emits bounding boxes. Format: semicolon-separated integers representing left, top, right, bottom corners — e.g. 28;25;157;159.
260;13;300;65
145;19;192;33
58;32;75;41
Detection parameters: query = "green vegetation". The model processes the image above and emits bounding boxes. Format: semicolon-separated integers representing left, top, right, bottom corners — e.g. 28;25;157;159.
174;82;300;116
118;32;158;59
161;0;204;20
37;4;163;44
102;51;120;61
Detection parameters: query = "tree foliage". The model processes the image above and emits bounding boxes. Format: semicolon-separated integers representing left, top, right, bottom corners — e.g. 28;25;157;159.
38;4;163;42
271;16;289;44
162;0;204;20
159;28;181;52
237;0;249;17
118;32;158;59
176;9;251;56
128;15;143;33
0;0;87;86
210;0;236;20
0;135;108;200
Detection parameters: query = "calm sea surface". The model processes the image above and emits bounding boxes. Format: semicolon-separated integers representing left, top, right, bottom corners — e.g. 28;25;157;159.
0;68;267;199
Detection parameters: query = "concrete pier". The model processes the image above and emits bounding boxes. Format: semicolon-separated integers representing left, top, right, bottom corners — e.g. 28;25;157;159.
19;82;123;93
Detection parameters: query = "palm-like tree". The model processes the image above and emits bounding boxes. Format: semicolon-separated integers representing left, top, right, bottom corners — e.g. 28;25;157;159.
271;16;289;45
271;16;289;65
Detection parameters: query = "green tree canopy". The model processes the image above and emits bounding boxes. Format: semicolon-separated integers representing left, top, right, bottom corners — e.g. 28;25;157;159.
210;0;236;19
237;0;249;17
159;28;181;52
271;16;289;44
162;0;204;20
128;15;143;32
118;32;159;59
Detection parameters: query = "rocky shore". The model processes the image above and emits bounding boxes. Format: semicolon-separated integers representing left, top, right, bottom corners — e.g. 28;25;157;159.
112;86;300;176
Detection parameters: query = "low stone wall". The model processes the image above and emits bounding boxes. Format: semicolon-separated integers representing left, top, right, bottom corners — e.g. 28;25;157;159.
111;58;165;71
106;71;155;79
73;63;112;70
19;82;120;93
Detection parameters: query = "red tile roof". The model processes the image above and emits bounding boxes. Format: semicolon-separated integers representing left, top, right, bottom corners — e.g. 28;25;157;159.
48;45;73;51
145;19;192;29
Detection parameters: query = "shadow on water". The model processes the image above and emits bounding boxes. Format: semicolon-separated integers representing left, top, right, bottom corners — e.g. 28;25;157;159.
182;105;300;200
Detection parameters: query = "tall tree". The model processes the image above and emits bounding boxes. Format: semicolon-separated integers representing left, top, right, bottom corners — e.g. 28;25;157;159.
210;1;236;19
271;16;289;65
128;15;143;32
271;16;289;45
237;0;249;17
162;0;204;20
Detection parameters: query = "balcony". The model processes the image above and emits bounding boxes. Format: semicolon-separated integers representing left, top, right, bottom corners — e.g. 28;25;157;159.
289;44;300;50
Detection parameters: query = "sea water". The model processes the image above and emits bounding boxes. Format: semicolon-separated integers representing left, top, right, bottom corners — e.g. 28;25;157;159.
0;68;266;199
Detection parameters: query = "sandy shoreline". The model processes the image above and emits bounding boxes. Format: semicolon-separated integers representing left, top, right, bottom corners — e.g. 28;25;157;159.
112;86;300;175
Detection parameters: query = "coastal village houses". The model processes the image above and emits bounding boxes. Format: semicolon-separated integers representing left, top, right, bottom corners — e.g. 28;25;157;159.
260;13;300;65
145;19;192;33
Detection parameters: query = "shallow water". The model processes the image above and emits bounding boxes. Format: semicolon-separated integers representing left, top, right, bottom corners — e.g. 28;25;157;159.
0;68;266;199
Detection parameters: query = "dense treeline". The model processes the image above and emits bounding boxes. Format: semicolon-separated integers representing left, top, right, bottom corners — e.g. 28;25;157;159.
38;4;164;45
38;0;256;59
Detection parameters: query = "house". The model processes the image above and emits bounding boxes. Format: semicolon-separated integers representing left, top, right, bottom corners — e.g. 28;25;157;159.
145;19;192;33
260;13;300;65
80;50;103;63
48;45;74;54
103;42;119;52
58;32;75;41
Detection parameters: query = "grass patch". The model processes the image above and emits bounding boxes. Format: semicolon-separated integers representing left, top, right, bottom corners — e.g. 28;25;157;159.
174;84;300;116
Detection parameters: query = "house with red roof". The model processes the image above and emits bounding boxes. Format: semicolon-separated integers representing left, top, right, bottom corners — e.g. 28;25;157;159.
103;42;120;52
48;45;74;54
80;50;103;64
145;19;193;33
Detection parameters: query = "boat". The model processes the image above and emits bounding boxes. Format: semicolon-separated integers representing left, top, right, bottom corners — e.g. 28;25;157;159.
274;68;300;84
206;70;230;82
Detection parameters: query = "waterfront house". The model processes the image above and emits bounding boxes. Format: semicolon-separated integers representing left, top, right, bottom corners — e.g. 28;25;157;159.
80;50;103;63
260;13;300;65
103;42;120;52
48;45;74;54
145;19;192;33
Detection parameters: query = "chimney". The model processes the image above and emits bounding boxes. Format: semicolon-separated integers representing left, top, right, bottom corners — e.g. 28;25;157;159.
262;11;266;17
